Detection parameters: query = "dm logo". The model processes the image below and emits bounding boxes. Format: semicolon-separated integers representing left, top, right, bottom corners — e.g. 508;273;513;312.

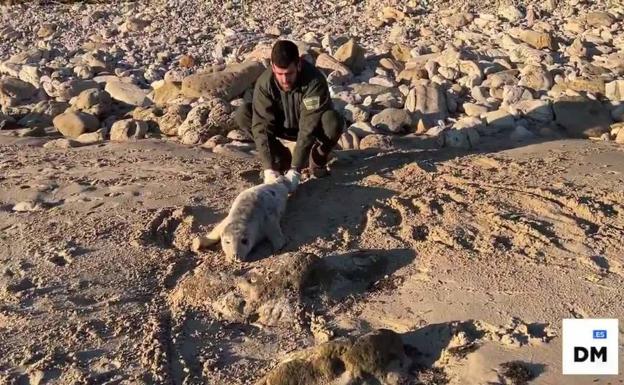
563;319;619;375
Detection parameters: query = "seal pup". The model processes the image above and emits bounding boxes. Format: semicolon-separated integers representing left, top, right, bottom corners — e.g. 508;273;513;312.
192;177;290;261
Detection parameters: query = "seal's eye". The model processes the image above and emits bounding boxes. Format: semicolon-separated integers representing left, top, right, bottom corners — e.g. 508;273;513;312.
241;238;248;245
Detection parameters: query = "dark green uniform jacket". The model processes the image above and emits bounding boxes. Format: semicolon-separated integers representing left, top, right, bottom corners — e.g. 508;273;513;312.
251;60;332;170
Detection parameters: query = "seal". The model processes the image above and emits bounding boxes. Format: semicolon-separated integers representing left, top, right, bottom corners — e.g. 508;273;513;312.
192;177;290;261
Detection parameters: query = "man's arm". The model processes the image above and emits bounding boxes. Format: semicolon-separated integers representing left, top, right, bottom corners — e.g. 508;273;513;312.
292;77;331;170
251;80;277;170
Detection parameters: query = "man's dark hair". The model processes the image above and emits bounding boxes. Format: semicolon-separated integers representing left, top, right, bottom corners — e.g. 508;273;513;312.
271;40;299;68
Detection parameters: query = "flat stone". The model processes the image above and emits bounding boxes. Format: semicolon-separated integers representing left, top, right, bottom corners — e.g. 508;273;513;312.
553;96;612;138
105;81;151;107
53;111;100;138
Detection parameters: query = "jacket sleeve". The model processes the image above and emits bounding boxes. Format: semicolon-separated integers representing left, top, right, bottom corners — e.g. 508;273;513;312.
292;77;331;170
251;80;276;170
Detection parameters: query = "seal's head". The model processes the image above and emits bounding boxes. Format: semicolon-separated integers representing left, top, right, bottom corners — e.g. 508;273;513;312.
221;221;253;261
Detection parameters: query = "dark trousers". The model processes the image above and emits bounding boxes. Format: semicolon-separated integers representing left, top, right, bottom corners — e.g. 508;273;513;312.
234;102;343;172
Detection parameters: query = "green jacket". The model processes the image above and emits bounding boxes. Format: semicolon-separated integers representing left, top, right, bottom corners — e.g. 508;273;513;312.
251;60;332;170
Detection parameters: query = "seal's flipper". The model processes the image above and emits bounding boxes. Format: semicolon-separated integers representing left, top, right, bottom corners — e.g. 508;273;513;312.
191;219;226;253
265;216;286;251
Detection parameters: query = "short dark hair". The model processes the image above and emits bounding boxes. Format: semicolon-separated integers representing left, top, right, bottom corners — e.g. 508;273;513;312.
271;40;299;68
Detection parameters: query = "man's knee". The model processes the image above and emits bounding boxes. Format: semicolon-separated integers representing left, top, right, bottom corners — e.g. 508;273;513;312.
234;102;252;131
321;109;344;142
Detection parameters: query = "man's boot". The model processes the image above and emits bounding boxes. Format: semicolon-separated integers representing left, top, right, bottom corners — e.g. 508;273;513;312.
308;142;330;178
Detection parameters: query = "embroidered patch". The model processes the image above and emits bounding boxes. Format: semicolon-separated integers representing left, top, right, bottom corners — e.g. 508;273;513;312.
303;96;320;110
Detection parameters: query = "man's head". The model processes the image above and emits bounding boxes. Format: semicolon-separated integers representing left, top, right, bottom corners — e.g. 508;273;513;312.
271;40;300;91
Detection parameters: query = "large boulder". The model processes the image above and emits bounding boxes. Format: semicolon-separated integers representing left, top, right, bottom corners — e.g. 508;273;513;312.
72;88;112;117
405;83;448;131
371;108;412;134
178;99;234;145
518;65;553;91
18;100;69;128
152;81;183;106
181;61;264;101
0;76;37;106
158;104;191;136
110;119;148;141
333;38;366;74
105;81;151;107
553;96;612;138
53;111;100;138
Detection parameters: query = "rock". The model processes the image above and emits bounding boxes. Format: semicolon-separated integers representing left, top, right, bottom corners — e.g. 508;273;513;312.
178;102;228;145
553;96;612;138
517;30;555;50
348;121;378;138
0;76;37;106
359;134;394;150
43;138;80;149
153;81;183;106
344;104;370;123
316;53;352;77
442;12;473;29
36;23;56;39
75;130;105;145
397;67;428;86
405;83;448;130
371;108;412;134
13;201;41;212
463;103;488;117
18;101;68;128
498;5;524;22
606;80;624;102
159;104;191;136
47;79;99;101
338;129;360;150
502;85;533;106
485;109;515;131
616;126;624;144
110;119;148;141
179;54;195;68
391;44;411;62
512;100;553;122
559;78;606;95
121;17;150;32
381;6;405;23
369;76;395;88
227;129;252;142
333;38;366;74
181;61;264;101
445;127;479;149
518;65;553;91
374;92;404;109
256;329;408;385
105;81;150;107
202;134;229;149
53;111;100;138
585;11;614;28
18;65;41;87
72;88;112;117
510;125;536;141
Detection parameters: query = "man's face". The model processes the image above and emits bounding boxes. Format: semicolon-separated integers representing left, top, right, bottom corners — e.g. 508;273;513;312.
272;61;300;91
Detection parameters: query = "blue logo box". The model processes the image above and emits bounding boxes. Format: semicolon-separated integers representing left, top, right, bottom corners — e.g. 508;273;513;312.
593;330;608;339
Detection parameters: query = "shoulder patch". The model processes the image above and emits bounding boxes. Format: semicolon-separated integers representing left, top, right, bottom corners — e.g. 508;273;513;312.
303;96;320;111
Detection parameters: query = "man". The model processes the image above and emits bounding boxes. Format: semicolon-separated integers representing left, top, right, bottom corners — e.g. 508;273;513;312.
234;40;344;192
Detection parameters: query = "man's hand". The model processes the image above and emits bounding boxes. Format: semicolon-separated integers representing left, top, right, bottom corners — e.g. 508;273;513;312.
263;169;281;184
284;169;301;192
